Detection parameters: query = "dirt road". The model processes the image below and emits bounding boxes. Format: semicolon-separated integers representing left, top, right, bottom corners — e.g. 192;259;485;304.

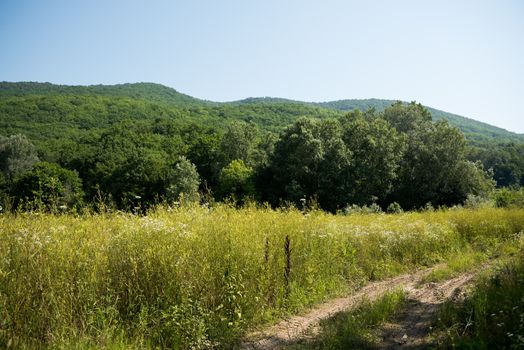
378;271;478;349
241;265;482;350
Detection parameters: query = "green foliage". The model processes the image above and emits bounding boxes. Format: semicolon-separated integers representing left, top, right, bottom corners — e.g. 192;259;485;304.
269;118;327;205
166;157;201;204
341;111;406;205
469;142;524;187
182;124;222;188
0;134;39;181
217;160;255;201
435;248;524;349
492;187;524;208
265;105;492;211
83;124;179;207
383;101;433;133
386;202;403;214
0;81;208;106
320;98;524;144
0;82;521;211
385;103;495;209
2;82;523;143
219;121;259;167
12;161;83;210
267;114;403;210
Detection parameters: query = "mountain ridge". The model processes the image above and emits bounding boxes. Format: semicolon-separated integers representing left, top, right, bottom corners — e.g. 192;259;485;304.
1;81;522;143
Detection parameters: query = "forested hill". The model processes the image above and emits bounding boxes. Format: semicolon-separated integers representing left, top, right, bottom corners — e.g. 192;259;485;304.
0;81;210;106
1;81;523;144
317;99;524;144
236;97;524;144
2;81;524;211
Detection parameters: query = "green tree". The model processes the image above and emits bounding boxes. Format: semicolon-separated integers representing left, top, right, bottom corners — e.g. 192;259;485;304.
468;142;524;187
316;119;352;211
0;134;39;181
341;111;406;206
219;121;259;167
383;101;432;133
268;118;324;204
166;157;201;203
183;124;222;188
384;103;493;209
86;123;176;207
218;160;255;201
12;161;83;210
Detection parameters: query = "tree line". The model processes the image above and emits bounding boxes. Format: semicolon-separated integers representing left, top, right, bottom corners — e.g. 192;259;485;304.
1;101;506;213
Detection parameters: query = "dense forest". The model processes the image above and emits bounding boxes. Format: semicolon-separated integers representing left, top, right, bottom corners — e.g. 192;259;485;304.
1;82;523;212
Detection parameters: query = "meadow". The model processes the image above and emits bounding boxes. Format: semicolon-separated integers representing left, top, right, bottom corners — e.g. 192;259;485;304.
1;206;524;349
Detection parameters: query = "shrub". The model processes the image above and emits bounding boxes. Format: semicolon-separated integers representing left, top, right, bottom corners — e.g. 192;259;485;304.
344;203;383;215
492;187;524;208
386;202;403;214
11;161;83;211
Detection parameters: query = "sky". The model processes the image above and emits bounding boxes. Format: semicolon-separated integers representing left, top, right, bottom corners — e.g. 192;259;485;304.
1;0;523;132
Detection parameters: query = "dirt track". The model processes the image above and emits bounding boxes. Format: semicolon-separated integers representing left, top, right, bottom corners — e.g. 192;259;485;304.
241;265;483;350
378;270;478;349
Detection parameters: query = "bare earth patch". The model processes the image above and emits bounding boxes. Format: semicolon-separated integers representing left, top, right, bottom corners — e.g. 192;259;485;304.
241;265;485;350
378;270;479;349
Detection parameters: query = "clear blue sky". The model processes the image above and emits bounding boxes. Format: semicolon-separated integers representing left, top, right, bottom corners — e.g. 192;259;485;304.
1;0;523;132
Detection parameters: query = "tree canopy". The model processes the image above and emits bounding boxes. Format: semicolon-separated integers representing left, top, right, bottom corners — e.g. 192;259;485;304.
0;83;518;212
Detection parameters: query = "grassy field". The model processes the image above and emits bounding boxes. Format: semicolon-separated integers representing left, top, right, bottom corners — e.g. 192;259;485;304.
435;249;524;349
1;206;524;349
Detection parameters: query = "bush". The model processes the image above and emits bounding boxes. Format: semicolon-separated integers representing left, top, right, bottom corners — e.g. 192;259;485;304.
386;202;403;214
0;134;39;181
492;187;524;208
344;203;383;215
11;161;84;211
463;193;493;209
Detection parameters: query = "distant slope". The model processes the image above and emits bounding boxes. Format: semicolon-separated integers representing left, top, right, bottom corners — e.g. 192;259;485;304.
0;86;342;149
317;99;524;144
0;81;210;106
1;81;522;143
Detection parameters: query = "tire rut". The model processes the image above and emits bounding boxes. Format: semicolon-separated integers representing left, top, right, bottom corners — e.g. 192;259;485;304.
240;267;436;350
378;270;480;349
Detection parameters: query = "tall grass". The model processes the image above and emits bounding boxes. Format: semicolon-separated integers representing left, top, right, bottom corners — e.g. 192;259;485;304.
1;206;523;349
435;237;524;349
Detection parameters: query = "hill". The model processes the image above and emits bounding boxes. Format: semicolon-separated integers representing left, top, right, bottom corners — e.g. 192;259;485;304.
1;81;523;209
234;96;524;143
317;99;524;144
1;81;523;144
0;81;209;106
